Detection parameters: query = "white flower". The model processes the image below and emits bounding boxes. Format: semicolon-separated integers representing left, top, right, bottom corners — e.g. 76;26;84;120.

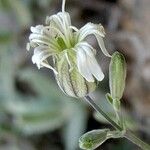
27;0;111;83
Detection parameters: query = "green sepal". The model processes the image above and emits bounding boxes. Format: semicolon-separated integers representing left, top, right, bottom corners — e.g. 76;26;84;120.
105;93;113;105
113;98;121;111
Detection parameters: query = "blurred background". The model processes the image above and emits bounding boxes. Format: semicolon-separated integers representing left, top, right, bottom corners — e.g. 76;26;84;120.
0;0;150;149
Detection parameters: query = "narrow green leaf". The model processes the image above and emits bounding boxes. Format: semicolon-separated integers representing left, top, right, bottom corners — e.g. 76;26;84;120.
63;101;88;150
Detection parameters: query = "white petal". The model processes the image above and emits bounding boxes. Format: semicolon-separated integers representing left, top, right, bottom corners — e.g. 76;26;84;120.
32;46;56;68
29;33;58;48
30;25;44;34
80;43;104;81
46;12;72;47
32;51;51;66
95;35;111;57
29;33;49;42
47;12;71;34
69;26;79;32
76;42;96;56
78;23;105;41
77;48;94;82
57;12;71;27
41;61;58;74
30;39;51;46
43;27;57;38
75;42;104;81
77;23;111;57
30;38;58;50
87;56;104;81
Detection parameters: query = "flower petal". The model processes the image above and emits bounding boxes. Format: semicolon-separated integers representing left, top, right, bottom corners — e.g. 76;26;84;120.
30;25;44;34
29;34;55;48
87;56;104;81
76;48;94;82
57;12;71;27
77;23;105;41
75;42;104;81
32;46;56;69
46;12;71;34
95;34;111;57
77;23;111;57
76;42;96;56
46;12;73;47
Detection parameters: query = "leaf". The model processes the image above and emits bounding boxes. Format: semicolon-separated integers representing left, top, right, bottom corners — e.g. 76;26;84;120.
3;67;74;135
17;68;60;97
14;111;66;135
79;129;110;150
63;100;88;150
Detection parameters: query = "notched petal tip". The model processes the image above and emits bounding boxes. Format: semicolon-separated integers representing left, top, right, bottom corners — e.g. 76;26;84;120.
30;25;44;34
45;16;50;24
86;77;95;83
77;22;111;57
95;35;111;57
76;42;105;82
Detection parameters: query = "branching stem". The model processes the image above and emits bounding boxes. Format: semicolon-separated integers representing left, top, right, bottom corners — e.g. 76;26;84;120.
84;95;150;150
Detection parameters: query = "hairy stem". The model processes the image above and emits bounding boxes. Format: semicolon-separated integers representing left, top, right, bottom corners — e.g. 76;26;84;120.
125;130;150;150
84;95;150;150
84;96;122;131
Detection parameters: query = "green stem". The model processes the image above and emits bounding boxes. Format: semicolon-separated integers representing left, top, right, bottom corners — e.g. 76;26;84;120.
115;109;120;123
84;96;122;131
114;107;124;129
84;95;150;150
125;130;150;150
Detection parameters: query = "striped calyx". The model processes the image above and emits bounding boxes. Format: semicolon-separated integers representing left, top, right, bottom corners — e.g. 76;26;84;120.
54;51;97;98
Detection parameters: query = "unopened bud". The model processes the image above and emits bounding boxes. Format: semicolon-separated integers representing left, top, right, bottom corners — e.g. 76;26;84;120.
109;52;126;101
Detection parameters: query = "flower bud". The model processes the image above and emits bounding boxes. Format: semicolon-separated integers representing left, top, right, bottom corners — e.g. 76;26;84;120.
109;52;126;101
54;55;97;98
79;129;109;150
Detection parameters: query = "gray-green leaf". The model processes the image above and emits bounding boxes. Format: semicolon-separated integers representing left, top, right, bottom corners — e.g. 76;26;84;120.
79;129;110;150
